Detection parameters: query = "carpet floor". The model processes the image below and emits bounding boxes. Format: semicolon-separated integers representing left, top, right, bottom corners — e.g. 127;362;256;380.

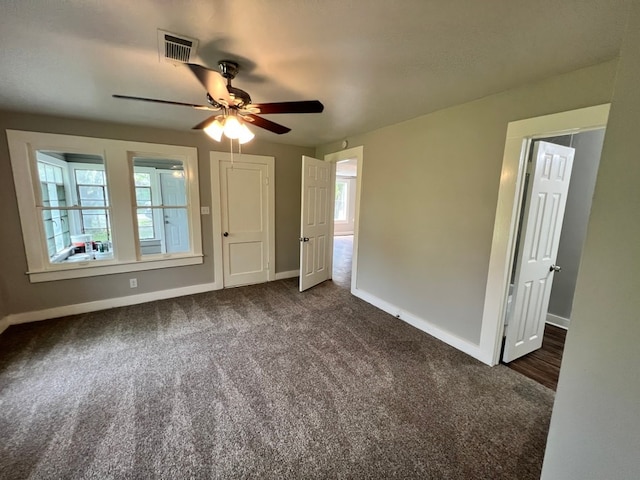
0;257;553;479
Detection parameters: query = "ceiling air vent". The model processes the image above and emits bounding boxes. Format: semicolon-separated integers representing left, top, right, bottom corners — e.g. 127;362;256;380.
157;30;198;64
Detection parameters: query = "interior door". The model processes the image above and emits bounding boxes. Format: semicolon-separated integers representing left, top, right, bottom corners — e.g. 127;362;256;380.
159;172;189;253
220;160;270;287
299;155;334;292
503;141;575;362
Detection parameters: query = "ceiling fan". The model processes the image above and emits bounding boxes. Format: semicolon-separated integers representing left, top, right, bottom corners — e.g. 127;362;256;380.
113;60;324;143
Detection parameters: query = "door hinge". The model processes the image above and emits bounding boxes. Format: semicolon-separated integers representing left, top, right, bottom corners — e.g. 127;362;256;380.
265;177;269;185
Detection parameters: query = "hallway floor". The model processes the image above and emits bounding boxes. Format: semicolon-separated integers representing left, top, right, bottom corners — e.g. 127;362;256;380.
332;235;353;288
505;324;567;390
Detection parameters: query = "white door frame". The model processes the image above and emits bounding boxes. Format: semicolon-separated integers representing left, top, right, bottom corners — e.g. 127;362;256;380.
210;151;276;289
324;145;364;294
478;104;610;366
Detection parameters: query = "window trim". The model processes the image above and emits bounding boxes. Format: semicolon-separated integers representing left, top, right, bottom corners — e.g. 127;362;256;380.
7;130;203;283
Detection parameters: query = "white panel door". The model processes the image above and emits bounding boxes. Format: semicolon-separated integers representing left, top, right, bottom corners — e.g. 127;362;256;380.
220;161;270;287
159;172;189;253
503;142;575;362
299;155;333;292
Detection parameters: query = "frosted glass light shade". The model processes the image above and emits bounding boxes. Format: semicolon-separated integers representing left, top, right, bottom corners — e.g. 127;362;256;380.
238;123;255;144
223;115;242;139
204;118;224;142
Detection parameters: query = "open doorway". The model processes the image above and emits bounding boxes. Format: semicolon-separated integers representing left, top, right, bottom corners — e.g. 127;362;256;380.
480;104;610;368
333;159;357;288
504;129;605;389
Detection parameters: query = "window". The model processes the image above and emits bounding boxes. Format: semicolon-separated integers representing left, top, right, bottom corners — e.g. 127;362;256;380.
132;157;190;256
134;171;155;240
37;156;71;259
74;166;110;242
8;130;202;282
334;179;349;222
35;153;114;264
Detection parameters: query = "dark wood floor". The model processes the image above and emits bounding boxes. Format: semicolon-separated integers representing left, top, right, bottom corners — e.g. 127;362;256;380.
505;324;567;391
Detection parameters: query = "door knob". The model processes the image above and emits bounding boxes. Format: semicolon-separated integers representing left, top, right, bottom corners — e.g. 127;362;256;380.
223;232;229;237
550;264;562;272
300;237;309;242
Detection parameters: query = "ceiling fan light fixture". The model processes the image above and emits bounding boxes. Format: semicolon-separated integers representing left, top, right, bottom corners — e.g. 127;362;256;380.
204;117;224;141
238;123;255;144
223;115;243;139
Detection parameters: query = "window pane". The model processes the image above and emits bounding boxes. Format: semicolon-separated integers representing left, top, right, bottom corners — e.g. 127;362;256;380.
135;187;152;205
41;210;71;259
78;185;106;206
334;180;348;221
159;172;187;206
75;169;105;185
134;172;151;187
133;159;187;255
140;207;189;256
45;164;55;183
161;208;190;254
136;208;155;240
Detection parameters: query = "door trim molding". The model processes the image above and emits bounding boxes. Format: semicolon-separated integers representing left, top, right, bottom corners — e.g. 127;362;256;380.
210;152;276;287
324;146;364;294
479;104;610;365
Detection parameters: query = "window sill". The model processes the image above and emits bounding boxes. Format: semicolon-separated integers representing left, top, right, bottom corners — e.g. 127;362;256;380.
26;255;204;283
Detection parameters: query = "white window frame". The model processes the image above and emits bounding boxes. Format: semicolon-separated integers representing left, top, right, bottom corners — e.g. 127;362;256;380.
7;130;203;283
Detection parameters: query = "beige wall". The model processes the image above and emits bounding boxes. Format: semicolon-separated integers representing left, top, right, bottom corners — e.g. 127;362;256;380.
542;1;640;478
317;59;618;344
0;111;312;315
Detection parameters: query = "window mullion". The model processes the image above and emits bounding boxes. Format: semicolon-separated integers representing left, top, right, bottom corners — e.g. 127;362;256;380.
106;144;137;262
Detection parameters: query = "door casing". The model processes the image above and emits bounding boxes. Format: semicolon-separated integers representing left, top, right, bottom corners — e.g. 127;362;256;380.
479;104;610;366
210;152;275;289
324;146;364;294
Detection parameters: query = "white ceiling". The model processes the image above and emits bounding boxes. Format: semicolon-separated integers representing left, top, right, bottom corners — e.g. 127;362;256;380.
0;1;630;147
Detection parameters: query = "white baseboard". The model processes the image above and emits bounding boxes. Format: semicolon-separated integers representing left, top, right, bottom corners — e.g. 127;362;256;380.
274;270;299;280
352;287;492;365
546;313;570;329
3;282;221;329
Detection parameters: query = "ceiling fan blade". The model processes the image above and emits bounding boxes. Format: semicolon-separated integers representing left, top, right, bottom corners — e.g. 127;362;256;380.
242;114;291;134
192;116;218;130
112;94;216;111
187;63;232;106
250;100;324;115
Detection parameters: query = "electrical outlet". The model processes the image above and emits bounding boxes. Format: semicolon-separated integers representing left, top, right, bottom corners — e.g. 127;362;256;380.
129;278;138;288
200;206;210;215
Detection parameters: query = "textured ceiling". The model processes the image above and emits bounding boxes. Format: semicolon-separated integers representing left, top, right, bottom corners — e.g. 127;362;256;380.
0;0;630;146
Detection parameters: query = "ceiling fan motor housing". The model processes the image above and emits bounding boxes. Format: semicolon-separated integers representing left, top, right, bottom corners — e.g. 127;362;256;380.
218;60;239;80
211;60;251;107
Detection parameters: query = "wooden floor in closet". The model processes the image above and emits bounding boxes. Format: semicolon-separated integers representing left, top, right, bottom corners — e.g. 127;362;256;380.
505;324;567;391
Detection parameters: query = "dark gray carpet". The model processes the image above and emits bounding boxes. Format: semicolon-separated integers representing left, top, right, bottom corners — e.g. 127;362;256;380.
0;245;553;479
